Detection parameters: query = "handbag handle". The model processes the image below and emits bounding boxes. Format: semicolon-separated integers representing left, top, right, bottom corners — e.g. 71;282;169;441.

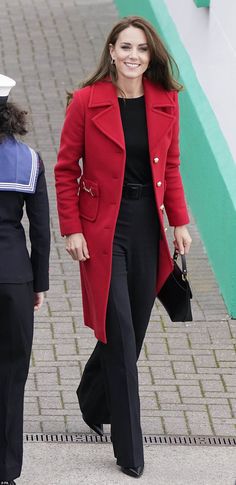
173;250;188;281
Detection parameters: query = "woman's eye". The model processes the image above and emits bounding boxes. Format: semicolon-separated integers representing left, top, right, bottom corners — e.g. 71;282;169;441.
120;45;148;52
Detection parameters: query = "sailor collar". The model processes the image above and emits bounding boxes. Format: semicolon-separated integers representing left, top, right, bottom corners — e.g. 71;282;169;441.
0;138;39;193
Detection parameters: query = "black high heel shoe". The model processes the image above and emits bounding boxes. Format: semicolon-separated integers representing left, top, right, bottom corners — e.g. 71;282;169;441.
121;465;144;478
82;414;104;436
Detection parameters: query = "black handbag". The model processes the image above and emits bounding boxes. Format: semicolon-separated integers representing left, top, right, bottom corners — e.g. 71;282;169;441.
157;251;193;322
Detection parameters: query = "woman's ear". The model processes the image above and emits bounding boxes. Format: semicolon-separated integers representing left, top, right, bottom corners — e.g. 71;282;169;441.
109;43;114;59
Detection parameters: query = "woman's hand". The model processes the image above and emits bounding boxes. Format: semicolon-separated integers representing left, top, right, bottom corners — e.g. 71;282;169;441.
34;292;44;311
173;225;192;255
65;233;90;261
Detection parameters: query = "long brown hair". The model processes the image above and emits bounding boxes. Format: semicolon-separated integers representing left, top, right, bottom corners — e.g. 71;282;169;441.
82;16;181;91
0;102;28;144
67;16;182;104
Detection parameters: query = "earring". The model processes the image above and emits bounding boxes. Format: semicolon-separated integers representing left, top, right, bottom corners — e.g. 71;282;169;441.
111;58;115;65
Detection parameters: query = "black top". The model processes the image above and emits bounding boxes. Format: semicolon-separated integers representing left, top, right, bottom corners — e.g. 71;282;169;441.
0;160;50;291
118;96;152;184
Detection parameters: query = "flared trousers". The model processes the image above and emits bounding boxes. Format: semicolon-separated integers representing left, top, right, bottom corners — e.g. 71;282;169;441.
0;282;34;481
78;189;160;468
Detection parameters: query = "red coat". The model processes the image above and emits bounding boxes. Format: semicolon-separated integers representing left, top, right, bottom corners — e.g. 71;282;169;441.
55;78;189;343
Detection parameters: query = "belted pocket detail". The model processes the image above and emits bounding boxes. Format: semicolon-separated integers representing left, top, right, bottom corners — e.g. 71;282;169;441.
79;176;99;222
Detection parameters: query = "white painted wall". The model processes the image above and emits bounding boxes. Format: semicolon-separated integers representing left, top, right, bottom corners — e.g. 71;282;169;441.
164;0;236;162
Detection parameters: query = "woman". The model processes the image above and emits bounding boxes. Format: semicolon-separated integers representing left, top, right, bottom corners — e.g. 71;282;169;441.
0;74;50;485
55;16;191;478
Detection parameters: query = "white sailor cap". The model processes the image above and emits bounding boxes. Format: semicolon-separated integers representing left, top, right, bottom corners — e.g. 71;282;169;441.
0;74;16;104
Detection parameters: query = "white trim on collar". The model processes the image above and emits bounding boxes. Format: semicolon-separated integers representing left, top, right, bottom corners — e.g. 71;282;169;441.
0;147;39;193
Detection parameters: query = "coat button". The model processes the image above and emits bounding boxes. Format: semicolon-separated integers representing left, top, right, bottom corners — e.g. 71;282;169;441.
153;157;159;163
160;204;164;211
156;181;162;187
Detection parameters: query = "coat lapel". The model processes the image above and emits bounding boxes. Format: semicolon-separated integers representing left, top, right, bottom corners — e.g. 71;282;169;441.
89;78;176;153
89;81;125;151
143;78;176;154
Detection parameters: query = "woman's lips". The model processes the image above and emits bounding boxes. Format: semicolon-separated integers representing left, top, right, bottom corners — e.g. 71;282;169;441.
124;62;140;68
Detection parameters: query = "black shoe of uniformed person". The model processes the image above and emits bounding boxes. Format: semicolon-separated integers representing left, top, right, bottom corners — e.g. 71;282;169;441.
82;414;104;436
121;465;144;478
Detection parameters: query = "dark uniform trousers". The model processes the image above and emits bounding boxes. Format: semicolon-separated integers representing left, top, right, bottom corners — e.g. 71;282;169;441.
0;282;34;481
77;189;160;468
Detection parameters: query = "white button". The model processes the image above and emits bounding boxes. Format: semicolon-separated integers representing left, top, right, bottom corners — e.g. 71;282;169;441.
156;181;162;187
164;227;168;232
153;157;159;163
160;204;164;210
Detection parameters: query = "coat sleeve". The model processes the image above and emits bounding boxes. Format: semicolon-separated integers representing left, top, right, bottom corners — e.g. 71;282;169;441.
25;160;50;292
55;90;85;236
164;91;190;227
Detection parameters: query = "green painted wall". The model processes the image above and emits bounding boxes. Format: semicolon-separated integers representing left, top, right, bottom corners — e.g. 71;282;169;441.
193;0;211;7
114;0;236;316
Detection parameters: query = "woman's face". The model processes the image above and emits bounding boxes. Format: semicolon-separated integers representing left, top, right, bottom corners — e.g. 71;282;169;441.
109;26;150;83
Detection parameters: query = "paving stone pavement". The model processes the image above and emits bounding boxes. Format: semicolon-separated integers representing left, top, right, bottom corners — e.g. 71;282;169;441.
1;0;236;439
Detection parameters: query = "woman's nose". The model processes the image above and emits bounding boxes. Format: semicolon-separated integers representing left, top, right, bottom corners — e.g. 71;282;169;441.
128;49;138;59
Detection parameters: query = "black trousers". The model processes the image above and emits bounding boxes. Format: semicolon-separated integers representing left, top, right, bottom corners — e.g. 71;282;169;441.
78;191;160;468
0;282;34;481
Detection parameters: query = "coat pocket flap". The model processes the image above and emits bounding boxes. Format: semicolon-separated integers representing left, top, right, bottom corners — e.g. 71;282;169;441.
80;177;99;198
79;176;99;222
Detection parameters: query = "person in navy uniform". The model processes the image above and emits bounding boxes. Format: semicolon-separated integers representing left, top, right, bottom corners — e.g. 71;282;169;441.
0;74;50;485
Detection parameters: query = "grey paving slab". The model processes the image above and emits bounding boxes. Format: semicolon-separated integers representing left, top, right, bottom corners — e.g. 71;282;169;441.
0;0;236;444
20;442;236;485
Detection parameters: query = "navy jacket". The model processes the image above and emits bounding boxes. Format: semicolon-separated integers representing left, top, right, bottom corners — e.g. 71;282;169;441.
0;138;50;291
